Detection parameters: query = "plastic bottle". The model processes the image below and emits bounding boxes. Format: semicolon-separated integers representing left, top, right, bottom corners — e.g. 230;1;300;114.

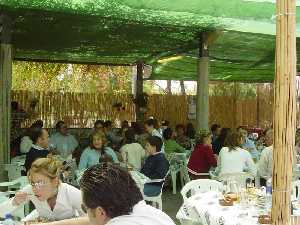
265;178;272;212
3;214;15;225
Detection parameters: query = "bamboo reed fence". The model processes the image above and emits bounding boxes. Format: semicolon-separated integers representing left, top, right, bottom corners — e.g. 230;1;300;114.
11;85;299;129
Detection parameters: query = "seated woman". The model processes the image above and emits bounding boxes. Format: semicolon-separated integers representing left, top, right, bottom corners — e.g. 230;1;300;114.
141;136;169;197
175;124;191;149
216;131;257;177
78;132;118;171
0;157;84;221
212;128;231;155
120;128;145;171
163;128;186;155
187;131;217;179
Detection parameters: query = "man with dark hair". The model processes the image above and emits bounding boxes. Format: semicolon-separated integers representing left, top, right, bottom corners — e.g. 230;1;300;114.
141;136;169;197
24;127;49;171
50;121;78;159
210;123;221;142
144;119;164;152
38;163;175;225
20;120;44;154
144;119;161;138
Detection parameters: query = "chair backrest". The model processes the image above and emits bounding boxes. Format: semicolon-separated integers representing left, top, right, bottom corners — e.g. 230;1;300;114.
181;179;223;202
218;172;254;188
4;164;24;181
292;180;300;201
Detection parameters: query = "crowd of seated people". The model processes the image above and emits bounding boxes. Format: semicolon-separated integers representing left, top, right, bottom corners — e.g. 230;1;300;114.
17;116;300;223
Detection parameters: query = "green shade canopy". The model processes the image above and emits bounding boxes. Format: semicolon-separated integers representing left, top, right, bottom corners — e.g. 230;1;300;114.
1;0;300;82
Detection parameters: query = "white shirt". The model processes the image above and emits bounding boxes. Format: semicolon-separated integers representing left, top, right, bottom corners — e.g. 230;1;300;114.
107;201;176;225
120;143;145;171
258;146;273;180
20;136;33;154
0;183;84;221
50;133;79;159
217;147;257;176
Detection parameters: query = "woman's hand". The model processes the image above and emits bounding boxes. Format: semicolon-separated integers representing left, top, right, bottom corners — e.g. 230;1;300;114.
12;192;28;206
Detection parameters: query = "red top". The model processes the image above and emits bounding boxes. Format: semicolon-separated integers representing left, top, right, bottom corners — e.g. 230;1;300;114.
188;144;217;173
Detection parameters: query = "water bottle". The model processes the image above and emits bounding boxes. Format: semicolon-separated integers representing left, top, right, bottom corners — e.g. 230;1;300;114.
3;214;15;225
265;178;272;212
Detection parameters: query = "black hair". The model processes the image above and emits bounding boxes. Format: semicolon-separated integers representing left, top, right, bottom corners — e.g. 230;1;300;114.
144;119;155;127
211;124;221;133
186;123;196;139
132;122;144;135
32;120;44;128
55;121;65;130
104;120;112;128
124;128;136;144
80;163;143;218
29;127;45;144
175;124;185;131
11;101;18;111
146;136;163;152
94;120;104;128
163;128;173;140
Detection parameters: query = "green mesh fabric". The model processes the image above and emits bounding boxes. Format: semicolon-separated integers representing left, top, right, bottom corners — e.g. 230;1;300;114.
1;0;300;81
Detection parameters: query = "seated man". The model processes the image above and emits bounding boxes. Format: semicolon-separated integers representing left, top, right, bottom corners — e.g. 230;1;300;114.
141;136;169;197
24;127;50;172
37;163;175;225
50;121;78;159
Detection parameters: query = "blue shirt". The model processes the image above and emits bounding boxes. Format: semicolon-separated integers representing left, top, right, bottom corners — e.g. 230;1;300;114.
242;137;259;160
78;146;119;170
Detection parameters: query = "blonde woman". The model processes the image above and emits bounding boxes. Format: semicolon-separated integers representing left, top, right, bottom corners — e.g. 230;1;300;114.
78;132;118;171
216;132;257;177
0;157;84;221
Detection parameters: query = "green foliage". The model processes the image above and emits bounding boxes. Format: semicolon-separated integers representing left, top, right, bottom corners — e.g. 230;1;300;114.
209;82;257;99
12;62;132;93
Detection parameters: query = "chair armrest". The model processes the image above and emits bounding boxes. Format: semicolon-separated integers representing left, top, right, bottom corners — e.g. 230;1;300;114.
145;178;165;184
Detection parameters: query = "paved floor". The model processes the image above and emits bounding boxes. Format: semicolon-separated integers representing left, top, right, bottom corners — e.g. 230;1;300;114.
162;188;183;225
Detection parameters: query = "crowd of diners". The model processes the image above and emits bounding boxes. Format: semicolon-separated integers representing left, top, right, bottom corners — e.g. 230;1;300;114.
4;116;300;225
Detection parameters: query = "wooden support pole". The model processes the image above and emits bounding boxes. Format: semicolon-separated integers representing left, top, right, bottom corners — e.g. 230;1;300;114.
0;12;12;180
135;62;144;122
196;33;209;131
272;0;296;224
256;84;260;128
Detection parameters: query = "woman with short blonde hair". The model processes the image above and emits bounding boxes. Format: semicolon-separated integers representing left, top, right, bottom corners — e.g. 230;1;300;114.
0;157;84;221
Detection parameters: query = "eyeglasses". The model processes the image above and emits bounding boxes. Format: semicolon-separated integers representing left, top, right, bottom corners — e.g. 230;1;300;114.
30;181;48;189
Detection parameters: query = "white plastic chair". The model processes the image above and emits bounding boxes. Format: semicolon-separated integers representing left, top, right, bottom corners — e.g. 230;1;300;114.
168;153;189;194
4;164;25;181
218;172;254;188
292;180;300;201
143;171;170;210
181;179;223;202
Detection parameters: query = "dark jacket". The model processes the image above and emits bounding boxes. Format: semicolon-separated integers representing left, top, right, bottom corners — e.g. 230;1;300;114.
25;146;49;172
141;152;169;182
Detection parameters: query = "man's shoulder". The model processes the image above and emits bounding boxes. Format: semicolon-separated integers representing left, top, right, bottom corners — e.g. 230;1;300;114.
108;201;175;225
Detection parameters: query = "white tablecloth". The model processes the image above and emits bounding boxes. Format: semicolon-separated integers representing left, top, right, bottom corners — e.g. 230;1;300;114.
177;191;268;225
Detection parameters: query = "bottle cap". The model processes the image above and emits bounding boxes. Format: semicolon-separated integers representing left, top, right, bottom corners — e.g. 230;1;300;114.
4;213;12;219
